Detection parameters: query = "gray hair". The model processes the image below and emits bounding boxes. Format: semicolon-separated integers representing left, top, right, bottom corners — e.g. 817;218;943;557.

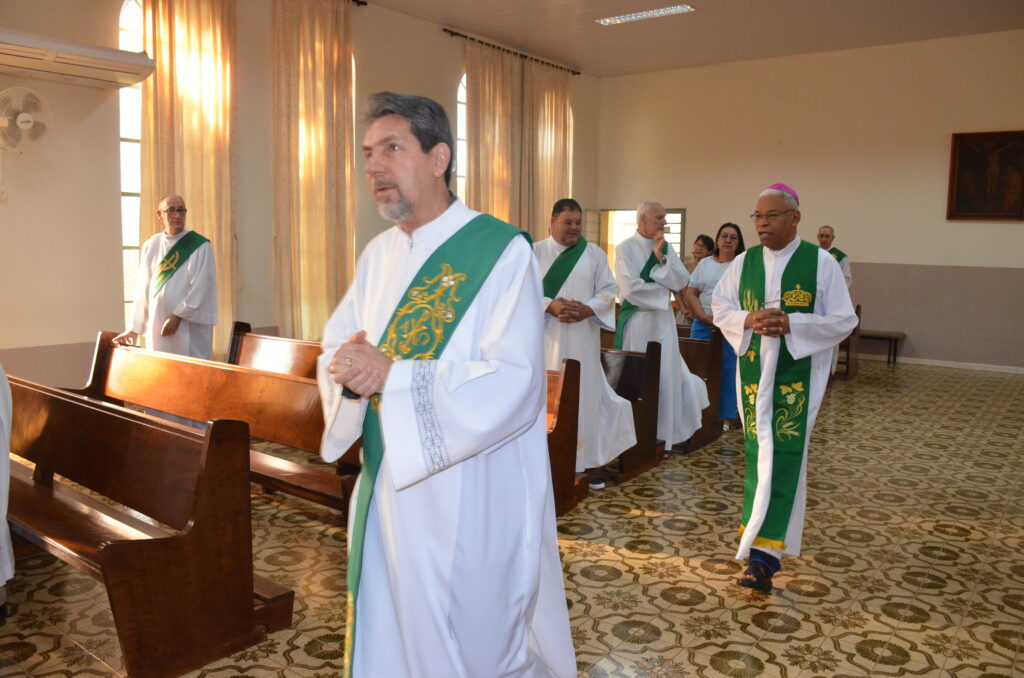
818;225;835;234
636;200;662;223
758;188;799;210
365;92;455;186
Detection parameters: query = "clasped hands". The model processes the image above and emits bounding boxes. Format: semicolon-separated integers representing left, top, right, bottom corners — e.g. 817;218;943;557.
745;308;790;338
547;298;594;324
327;330;392;397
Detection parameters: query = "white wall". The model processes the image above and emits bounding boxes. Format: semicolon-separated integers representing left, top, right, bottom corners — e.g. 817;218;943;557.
0;0;123;349
596;30;1024;270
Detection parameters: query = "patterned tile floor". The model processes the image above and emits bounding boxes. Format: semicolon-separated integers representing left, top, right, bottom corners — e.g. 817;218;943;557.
1;361;1021;677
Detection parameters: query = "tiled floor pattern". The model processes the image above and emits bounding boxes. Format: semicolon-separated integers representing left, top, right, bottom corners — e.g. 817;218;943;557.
0;361;1021;677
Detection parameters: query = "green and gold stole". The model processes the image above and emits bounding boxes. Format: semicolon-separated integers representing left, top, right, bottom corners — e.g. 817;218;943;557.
151;231;209;297
541;238;587;299
737;240;818;551
613;242;668;349
343;214;529;678
828;246;847;263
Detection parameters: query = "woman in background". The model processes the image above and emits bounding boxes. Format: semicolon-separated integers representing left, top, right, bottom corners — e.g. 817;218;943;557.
675;234;716;325
684;223;744;427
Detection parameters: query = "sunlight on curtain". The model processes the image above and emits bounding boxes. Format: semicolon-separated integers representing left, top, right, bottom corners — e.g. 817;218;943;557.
464;42;571;238
520;60;571;241
141;0;236;358
273;0;354;341
464;41;521;224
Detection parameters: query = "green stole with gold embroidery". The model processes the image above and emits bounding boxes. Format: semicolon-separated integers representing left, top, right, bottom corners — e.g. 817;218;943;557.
343;214;529;678
737;240;818;551
151;230;208;297
828;246;847;263
613;241;668;349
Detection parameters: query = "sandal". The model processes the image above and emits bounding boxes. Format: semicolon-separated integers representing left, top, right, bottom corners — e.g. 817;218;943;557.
737;561;774;594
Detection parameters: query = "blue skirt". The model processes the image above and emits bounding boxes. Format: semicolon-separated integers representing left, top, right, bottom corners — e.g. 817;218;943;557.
690;317;738;419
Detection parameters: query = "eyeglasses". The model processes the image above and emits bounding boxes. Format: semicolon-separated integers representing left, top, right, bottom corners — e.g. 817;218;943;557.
161;207;187;215
718;234;740;241
750;209;794;223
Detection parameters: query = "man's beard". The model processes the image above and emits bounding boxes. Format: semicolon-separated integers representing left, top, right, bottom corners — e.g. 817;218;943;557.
376;192;414;222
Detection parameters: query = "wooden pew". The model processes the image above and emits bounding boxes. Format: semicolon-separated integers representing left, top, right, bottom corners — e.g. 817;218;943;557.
228;321;319;379
74;332;353;514
547;359;584;516
8;377;293;678
228;323;585;515
677;327;724;451
599;340;663;482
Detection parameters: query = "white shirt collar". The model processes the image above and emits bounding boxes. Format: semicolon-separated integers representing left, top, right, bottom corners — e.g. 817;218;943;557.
395;198;478;248
766;235;802;259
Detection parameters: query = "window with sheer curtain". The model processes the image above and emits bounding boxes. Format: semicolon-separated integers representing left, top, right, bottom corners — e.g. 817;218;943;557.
119;0;144;331
140;0;237;358
272;0;354;341
463;41;572;240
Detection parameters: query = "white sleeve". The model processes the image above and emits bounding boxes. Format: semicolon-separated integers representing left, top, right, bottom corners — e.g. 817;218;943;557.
615;241;689;310
710;252;752;356
583;246;618;332
129;239;153;334
785;251;858;359
173;242;218;325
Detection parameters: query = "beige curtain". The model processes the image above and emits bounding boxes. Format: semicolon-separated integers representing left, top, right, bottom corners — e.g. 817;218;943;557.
141;0;237;359
519;60;571;241
464;42;571;239
273;0;354;341
464;41;521;224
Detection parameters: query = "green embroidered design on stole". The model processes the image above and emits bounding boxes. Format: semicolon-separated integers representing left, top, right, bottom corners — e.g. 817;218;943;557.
151;231;209;297
737;240;818;551
343;214;529;678
541;238;588;299
613;242;668;349
828;246;847;262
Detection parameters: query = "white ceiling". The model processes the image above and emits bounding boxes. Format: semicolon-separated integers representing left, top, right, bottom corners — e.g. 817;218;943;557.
367;0;1024;77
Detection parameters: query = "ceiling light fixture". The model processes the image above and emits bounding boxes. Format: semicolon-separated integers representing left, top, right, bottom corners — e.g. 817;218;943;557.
595;4;695;26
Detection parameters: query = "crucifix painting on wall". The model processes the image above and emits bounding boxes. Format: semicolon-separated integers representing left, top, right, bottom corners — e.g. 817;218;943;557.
947;130;1024;220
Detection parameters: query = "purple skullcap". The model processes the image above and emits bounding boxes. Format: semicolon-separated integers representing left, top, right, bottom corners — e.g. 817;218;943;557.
767;182;799;205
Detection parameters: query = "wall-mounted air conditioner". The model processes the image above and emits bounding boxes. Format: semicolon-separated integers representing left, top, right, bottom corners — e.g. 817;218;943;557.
0;28;155;89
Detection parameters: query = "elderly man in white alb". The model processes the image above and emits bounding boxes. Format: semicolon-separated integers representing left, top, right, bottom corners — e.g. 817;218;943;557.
614;201;708;450
113;195;217;359
535;198;636;489
712;183;857;594
318;92;575;678
818;225;853;374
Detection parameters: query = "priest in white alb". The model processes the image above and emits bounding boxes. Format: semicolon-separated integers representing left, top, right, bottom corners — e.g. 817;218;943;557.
113;195;217;360
535;198;636;488
318;93;575;678
614;200;708;449
712;183;857;594
0;363;14;619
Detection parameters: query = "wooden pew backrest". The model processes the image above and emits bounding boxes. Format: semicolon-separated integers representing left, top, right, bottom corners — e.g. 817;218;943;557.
77;331;323;454
228;321;321;379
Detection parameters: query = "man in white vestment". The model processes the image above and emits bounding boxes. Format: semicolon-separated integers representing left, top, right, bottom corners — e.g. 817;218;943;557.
712;184;857;594
614;201;708;449
817;225;853;374
318;92;575;678
817;226;852;287
113;195;217;360
535;198;636;489
0;364;15;618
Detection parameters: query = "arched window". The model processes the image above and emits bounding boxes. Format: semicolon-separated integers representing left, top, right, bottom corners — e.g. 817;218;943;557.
455;74;467;198
119;0;143;328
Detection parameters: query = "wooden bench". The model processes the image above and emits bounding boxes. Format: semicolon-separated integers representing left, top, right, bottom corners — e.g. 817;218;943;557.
546;359;584;516
8;377;293;678
229;321;319;379
600;341;663;482
678;327;724;451
74;332;354;514
228;323;585;515
860;327;905;365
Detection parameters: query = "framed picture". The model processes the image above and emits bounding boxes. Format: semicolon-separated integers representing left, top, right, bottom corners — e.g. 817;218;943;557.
947;130;1024;220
